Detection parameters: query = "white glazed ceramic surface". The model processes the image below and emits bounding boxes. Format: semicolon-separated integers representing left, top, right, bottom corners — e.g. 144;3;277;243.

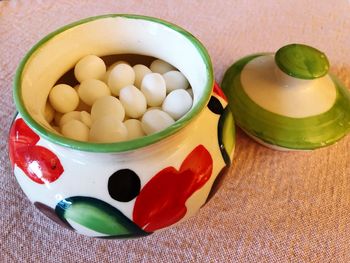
240;55;336;118
12;94;229;237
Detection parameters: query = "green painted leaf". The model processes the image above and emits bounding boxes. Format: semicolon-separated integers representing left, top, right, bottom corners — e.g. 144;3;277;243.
221;54;350;150
55;196;150;238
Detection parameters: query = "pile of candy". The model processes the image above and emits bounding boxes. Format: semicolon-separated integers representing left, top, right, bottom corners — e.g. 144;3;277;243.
45;55;193;143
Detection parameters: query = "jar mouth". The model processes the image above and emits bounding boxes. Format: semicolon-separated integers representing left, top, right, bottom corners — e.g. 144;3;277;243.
14;14;213;152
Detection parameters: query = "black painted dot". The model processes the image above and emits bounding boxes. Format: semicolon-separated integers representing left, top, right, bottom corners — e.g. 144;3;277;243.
108;169;141;202
208;96;224;115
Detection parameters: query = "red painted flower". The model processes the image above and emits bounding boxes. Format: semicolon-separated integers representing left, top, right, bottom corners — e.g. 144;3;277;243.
133;145;213;232
8;118;64;184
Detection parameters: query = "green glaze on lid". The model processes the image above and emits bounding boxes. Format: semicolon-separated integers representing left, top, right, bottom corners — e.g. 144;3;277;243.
221;54;350;150
275;43;329;79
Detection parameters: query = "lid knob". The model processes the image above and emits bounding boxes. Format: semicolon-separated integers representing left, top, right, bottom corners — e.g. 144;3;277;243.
275;44;329;79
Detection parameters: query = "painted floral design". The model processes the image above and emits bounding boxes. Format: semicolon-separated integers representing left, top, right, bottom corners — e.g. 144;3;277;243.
8;118;64;184
55;196;149;238
133;145;213;232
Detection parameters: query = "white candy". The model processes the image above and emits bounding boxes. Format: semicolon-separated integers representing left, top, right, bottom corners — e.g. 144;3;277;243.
74;55;106;83
80;111;92;128
119;85;147;118
49;84;79;113
51;56;191;142
133;64;152;88
59;111;81;127
44;102;55;123
89;116;128;143
150;59;175;74
141;73;166;107
108;63;135;96
163;70;189;93
78;79;111;106
91;96;125;122
124;119;145;140
162;89;193;120
61;119;89;142
141;109;175;135
101;61;130;84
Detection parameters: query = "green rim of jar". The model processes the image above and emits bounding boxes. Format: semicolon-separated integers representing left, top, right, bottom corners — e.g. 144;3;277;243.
13;14;213;153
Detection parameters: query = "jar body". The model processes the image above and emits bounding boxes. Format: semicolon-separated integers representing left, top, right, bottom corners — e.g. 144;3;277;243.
8;88;234;238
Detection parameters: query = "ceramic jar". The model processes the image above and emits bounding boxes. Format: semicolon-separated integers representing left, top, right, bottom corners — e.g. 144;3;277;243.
8;15;235;238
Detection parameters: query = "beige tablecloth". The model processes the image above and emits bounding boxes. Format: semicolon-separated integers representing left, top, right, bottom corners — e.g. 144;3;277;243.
1;1;350;262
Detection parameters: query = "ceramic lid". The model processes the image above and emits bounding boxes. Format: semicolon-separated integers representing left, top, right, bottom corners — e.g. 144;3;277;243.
221;43;350;150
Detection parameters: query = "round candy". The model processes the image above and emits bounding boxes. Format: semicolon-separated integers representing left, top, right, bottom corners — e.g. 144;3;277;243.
119;85;147;118
49;84;79;113
89;116;128;143
162;89;193;120
78;79;111;106
91;96;125;122
141;109;175;135
59;111;81;127
150;59;175;74
80;111;92;128
101;61;130;84
44;102;55;123
61;119;89;142
133;64;152;88
163;70;189;93
74;55;106;83
124;119;145;140
141;73;166;107
108;63;135;96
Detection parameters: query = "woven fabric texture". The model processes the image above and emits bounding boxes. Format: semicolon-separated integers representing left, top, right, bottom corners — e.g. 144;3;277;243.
0;1;350;262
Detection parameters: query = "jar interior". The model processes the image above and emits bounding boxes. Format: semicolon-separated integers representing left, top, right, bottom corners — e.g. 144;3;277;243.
21;17;208;132
15;15;213;152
